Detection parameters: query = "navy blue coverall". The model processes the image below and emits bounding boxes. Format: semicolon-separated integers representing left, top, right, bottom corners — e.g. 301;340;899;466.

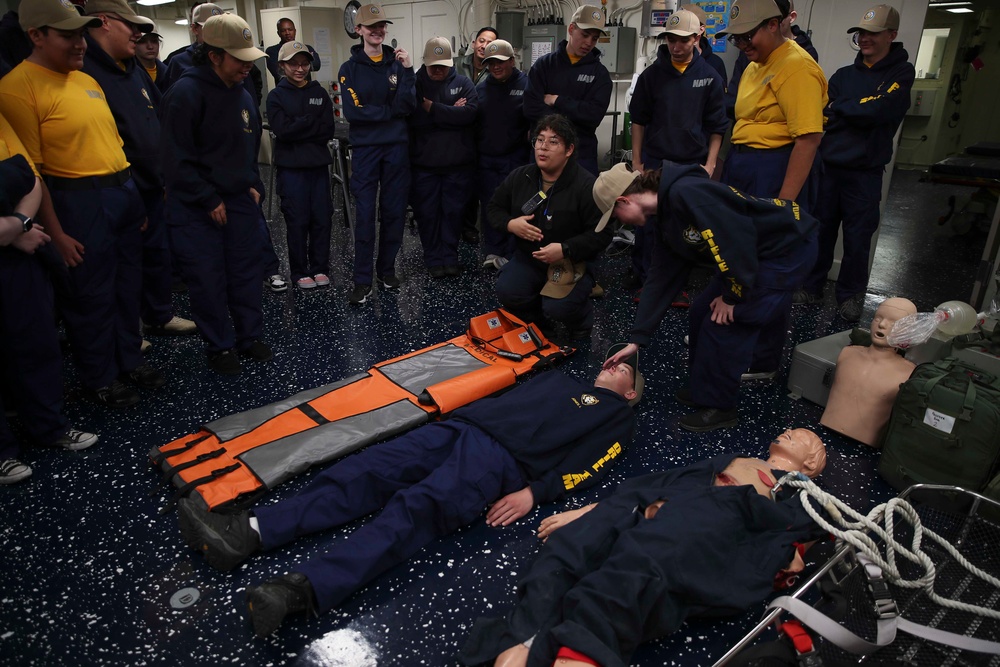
266;78;336;282
800;43;914;305
459;454;826;667
475;67;530;260
523;41;612;176
83;35;175;331
253;371;635;613
628;162;818;411
409;66;478;271
339;44;416;286
160;66;266;355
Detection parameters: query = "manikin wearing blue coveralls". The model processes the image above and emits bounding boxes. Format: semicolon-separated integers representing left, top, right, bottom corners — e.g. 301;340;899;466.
0;126;99;485
0;0;151;410
489;115;613;339
177;348;641;637
460;429;828;667
82;0;198;343
475;39;529;271
160;14;272;376
795;5;914;323
598;161;818;432
409;36;478;277
626;9;727;290
339;3;416;305
523;5;612;177
266;40;336;290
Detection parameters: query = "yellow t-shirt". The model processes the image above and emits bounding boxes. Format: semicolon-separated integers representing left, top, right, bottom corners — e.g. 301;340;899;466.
144;63;158;82
369;52;383;63
671;61;690;74
567;52;582;65
0;112;40;178
0;60;129;178
732;40;828;149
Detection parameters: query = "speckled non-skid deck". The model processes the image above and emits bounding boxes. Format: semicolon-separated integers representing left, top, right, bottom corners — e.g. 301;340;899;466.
0;166;985;666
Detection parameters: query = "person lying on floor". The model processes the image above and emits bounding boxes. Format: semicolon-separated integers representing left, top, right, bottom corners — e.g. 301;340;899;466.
177;343;642;637
458;428;828;667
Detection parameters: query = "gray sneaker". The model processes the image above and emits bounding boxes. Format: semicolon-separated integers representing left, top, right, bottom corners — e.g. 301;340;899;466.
48;429;99;451
0;458;31;485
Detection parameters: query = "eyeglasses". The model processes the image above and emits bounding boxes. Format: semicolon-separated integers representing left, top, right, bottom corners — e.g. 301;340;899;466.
532;136;564;149
726;20;770;47
283;61;311;70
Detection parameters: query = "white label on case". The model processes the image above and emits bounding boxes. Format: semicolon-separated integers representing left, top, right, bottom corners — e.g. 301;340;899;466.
923;408;956;434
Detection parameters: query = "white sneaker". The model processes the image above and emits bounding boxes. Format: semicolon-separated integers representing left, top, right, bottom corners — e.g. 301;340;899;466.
266;275;288;293
161;316;197;334
482;255;508;270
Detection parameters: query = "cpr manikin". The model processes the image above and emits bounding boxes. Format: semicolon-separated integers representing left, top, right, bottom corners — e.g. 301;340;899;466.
821;297;917;446
490;429;826;667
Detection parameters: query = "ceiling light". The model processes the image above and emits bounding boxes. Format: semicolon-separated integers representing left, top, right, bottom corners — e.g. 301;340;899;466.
946;7;975;12
137;0;175;5
929;1;971;5
175;18;189;24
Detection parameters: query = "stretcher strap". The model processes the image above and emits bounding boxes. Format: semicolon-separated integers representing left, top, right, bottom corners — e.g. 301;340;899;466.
159;464;242;515
151;433;211;466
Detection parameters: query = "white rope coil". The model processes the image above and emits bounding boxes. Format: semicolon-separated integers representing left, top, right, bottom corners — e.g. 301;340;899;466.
776;474;1000;621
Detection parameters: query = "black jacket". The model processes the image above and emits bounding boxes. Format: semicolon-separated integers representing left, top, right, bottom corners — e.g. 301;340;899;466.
630;162;818;345
821;44;914;169
266;79;335;169
409;66;478;170
487;160;611;262
82;35;162;193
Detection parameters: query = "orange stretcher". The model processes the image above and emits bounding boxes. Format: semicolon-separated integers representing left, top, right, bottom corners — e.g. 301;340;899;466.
150;310;572;513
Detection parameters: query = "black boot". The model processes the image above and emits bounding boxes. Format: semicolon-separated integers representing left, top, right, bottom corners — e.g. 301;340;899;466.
177;498;260;571
246;573;317;637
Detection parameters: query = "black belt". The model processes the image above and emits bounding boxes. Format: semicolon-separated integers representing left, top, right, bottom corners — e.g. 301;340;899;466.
731;144;794;154
46;168;131;191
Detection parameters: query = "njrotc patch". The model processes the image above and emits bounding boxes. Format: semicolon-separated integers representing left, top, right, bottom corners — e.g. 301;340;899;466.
682;225;704;246
580;394;599;406
772;198;786;207
141;88;151;103
242;28;252;42
370;5;381;14
668;14;680;27
388;73;398;86
730;4;740;20
864;10;876;20
242;109;250;128
591;10;602;21
434;46;444;55
293;42;304;49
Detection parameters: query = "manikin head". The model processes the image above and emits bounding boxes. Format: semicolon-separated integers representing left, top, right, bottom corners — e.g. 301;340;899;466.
870;297;916;348
767;428;826;477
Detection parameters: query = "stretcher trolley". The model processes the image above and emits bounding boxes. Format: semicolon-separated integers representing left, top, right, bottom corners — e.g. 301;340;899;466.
714;484;1000;666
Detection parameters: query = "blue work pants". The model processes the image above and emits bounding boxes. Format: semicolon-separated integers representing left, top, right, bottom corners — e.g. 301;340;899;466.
138;188;174;327
495;252;594;330
255;421;525;612
277;166;333;281
802;164;884;303
166;192;264;354
350;143;410;285
411;168;471;269
688;234;817;410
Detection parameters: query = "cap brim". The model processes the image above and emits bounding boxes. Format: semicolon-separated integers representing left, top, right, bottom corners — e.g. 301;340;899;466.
540;282;575;298
574;22;610;35
226;46;267;61
665;28;698;36
595;207;615;233
45;16;103;30
847;25;890;33
358;19;393;26
483;55;511;62
425;58;453;67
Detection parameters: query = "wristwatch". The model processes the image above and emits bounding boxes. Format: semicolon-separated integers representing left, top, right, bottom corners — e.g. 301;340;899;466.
13;212;32;233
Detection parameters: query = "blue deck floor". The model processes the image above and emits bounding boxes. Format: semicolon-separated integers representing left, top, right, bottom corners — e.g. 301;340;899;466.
0;166;988;666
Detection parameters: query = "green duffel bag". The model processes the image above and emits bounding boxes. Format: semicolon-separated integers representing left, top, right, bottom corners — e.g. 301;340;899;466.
878;357;1000;492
